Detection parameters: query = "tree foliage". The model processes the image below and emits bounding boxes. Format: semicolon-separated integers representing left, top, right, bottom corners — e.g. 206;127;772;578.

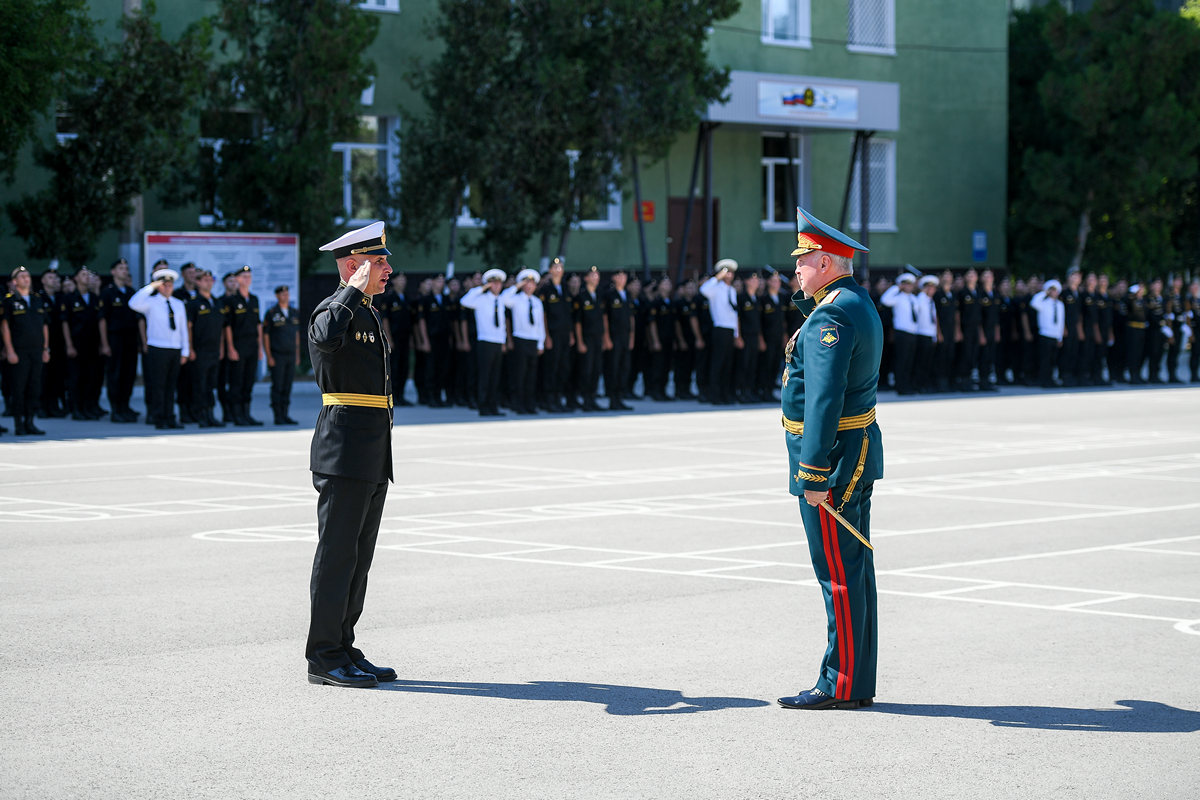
5;3;211;266
398;0;738;270
207;0;379;273
1008;0;1200;278
0;0;93;183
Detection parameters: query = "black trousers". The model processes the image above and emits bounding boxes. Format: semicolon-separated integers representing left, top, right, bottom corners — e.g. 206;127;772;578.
1081;337;1104;384
1110;326;1127;381
956;329;980;386
389;330;411;404
539;328;572;402
1037;335;1059;387
217;358;232;408
9;350;43;420
913;335;934;392
707;327;735;403
650;344;674;398
105;329;139;411
1190;334;1200;380
758;337;783;398
145;346;182;423
42;340;67;412
191;355;220;412
978;337;997;387
67;347;104;411
1126;328;1146;383
734;342;757;399
892;330;917;394
307;472;388;672
1167;325;1183;381
695;329;712;398
269;350;296;412
579;334;604;402
933;340;955;388
1147;328;1166;382
676;342;697;398
229;341;259;405
425;337;451;404
476;340;504;413
604;343;631;402
508;338;539;413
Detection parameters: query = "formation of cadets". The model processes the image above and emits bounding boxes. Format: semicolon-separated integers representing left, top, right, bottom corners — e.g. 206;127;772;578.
0;260;301;437
5;259;1198;433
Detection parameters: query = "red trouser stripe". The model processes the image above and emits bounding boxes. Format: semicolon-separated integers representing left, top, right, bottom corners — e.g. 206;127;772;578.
821;503;855;700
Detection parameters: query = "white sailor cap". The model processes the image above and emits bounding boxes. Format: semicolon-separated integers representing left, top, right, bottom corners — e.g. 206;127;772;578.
483;268;506;284
1128;283;1141;294
318;221;390;259
152;268;180;282
714;258;738;275
516;268;539;284
919;275;938;287
1044;279;1062;292
896;273;916;284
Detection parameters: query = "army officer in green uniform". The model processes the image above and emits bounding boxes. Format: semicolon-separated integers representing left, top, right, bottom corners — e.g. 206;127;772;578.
777;207;884;711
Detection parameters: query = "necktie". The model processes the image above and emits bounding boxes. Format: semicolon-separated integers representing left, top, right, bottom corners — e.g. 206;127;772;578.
528;297;535;325
1053;304;1058;325
911;297;918;324
166;296;176;330
493;297;500;328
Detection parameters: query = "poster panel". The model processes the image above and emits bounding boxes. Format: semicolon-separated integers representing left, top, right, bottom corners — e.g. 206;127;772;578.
142;232;300;313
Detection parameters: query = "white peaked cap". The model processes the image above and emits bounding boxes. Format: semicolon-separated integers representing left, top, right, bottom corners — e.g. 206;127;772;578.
1044;279;1062;292
919;275;938;287
318;221;390;258
483;269;506;283
896;273;916;284
152;268;180;282
516;268;539;283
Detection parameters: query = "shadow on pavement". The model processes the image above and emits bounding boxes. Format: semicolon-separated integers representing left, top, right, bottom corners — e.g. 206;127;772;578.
379;679;771;715
867;700;1200;732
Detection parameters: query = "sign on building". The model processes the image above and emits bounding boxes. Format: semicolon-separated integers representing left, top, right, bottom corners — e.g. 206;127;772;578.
757;80;860;124
142;232;300;310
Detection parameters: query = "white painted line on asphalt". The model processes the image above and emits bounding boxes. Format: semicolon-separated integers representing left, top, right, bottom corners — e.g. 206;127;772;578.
891;533;1200;572
1055;594;1141;609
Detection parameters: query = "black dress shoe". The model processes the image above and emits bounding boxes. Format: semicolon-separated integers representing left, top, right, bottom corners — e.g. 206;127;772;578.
777;688;870;710
608;401;633;411
308;664;379;688
354;659;397;682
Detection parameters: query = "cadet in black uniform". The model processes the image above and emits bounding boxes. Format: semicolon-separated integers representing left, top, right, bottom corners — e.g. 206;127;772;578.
601;268;634;411
1058;270;1084;386
265;285;301;425
1126;283;1148;384
1080;273;1100;386
734;272;764;403
954;269;982;391
978;269;1000;391
1110;280;1128;382
759;269;786;402
223;265;264;426
38;270;67;417
61;269;105;419
173;262;200;423
648;276;677;401
98;258;142;422
694;279;714;402
873;276;894;391
1093;274;1113;385
1146;278;1166;383
379;273;415;407
537;259;574;412
307;221;395;689
186;270;226;428
1165;276;1186;384
216;272;238;420
628;277;649;400
573;266;605;411
933;271;957;392
674;278;700;400
418;274;452;407
1;267;49;435
997;277;1016;384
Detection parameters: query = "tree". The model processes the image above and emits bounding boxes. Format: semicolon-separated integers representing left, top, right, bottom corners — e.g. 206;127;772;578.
207;0;379;274
1008;0;1200;278
0;0;92;183
5;3;211;266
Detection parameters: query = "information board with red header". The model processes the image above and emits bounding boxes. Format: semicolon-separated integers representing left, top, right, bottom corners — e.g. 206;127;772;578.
142;232;300;311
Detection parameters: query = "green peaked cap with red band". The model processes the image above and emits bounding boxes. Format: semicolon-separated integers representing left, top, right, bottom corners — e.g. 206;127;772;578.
790;206;868;259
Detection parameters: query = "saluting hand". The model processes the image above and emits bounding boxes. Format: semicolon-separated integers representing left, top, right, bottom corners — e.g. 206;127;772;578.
348;261;372;292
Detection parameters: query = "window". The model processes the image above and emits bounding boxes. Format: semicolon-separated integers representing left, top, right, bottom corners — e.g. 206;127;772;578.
761;0;811;48
761;133;808;231
848;137;896;232
847;0;895;55
357;0;399;12
332;115;399;225
459;153;621;230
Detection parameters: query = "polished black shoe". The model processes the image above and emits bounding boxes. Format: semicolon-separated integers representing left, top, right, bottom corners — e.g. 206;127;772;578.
22;417;45;435
165;418;184;429
282;416;299;425
353;659;397;682
307;664;379;688
608;401;633;411
777;688;870;710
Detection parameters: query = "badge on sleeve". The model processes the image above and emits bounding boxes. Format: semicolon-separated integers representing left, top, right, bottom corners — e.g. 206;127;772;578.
819;325;839;347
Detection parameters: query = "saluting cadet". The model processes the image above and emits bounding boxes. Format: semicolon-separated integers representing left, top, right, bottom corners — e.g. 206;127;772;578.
600;268;634;411
759;270;786;402
379;273;415;407
61;268;105;419
648;276;678;402
537;259;574;412
460;269;509;416
128;267;190;429
914;275;939;392
307;221;395;689
954;269;982;391
932;271;956;392
978;270;1000;391
223;266;264;426
700;260;739;405
734;272;764;403
0;267;49;435
777;207;881;711
881;273;918;395
502;269;545;415
186;270;225;428
1030;279;1066;388
264;285;301;425
38;270;67;417
98;258;142;422
573;266;606;412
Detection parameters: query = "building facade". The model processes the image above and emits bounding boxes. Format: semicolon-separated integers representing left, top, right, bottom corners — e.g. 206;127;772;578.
2;0;1009;279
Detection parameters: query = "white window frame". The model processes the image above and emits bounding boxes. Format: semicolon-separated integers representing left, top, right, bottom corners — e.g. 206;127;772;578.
848;137;897;233
333;115;400;227
847;0;896;56
357;0;400;13
459;154;622;231
761;133;808;232
761;0;812;49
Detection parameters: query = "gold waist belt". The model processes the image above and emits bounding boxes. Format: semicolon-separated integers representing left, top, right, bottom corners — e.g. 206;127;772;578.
322;392;393;409
782;408;875;436
1126;321;1148;329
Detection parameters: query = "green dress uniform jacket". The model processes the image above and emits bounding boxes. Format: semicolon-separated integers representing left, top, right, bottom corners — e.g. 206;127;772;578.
782;275;884;497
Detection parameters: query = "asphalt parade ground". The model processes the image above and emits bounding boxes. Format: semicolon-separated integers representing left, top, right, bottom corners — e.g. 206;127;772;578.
2;385;1198;799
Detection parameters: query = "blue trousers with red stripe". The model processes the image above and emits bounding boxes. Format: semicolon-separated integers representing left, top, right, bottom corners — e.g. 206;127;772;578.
799;482;877;701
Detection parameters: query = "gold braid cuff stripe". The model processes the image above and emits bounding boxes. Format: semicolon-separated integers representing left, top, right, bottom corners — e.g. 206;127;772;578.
794;470;828;483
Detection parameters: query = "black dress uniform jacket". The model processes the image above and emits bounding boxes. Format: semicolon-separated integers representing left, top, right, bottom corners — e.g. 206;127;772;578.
308;284;393;483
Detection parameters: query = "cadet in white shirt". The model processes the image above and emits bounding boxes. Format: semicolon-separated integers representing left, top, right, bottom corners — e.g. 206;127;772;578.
881;273;919;395
129;268;191;429
459;269;509;416
699;259;740;404
1030;279;1066;388
502;269;545;415
914;275;940;392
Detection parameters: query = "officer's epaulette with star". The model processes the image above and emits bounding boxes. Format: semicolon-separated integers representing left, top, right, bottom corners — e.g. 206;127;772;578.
818;289;841;307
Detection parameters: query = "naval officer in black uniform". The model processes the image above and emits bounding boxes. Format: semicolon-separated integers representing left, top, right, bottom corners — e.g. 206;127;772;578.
306;221;396;689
